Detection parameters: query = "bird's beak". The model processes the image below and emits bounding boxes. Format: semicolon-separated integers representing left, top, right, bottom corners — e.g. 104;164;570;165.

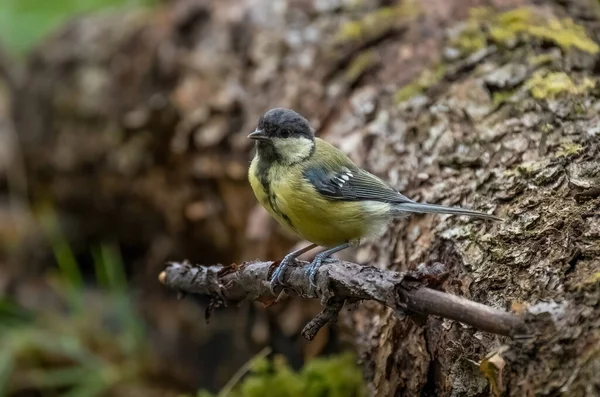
247;129;269;141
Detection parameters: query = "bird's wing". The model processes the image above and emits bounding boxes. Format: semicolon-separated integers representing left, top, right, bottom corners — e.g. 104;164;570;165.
303;166;413;204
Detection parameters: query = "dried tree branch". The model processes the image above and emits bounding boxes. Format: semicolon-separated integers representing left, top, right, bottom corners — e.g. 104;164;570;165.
159;259;525;340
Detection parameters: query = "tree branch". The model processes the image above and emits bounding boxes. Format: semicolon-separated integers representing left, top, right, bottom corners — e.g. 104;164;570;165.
158;259;525;340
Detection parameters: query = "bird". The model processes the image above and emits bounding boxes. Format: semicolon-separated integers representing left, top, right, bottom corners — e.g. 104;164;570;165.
247;108;502;292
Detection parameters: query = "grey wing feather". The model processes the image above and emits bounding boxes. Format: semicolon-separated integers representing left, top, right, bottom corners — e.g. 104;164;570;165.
304;166;502;221
304;166;413;204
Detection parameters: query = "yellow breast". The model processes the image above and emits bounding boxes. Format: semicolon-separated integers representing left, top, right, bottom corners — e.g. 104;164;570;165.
248;156;389;247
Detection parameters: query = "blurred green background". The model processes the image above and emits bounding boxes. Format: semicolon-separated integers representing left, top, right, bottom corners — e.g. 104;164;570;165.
0;0;157;55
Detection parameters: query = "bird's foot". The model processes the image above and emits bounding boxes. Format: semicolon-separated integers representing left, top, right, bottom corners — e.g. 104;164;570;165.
269;254;297;294
306;255;336;294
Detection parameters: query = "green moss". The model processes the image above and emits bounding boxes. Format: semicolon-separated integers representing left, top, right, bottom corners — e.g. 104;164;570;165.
528;53;555;66
395;84;424;103
584;272;600;285
526;70;595;99
488;8;532;45
492;88;518;106
453;24;487;54
335;2;419;42
540;123;554;133
489;246;508;262
555;140;584;158
196;353;366;397
344;50;377;83
452;7;599;56
516;160;545;177
528;18;600;54
574;101;587;115
395;63;446;103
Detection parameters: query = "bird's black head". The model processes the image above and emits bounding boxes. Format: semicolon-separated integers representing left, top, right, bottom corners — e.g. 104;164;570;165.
256;108;314;140
248;108;315;164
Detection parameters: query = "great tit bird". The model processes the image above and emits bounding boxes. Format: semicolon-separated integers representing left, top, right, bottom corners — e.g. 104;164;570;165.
248;108;501;292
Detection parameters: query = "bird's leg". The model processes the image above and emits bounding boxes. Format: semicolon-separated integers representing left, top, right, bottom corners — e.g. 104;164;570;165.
270;243;317;292
306;242;351;290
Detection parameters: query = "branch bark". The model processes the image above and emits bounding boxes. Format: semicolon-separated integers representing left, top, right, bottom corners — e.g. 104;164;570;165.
159;259;524;340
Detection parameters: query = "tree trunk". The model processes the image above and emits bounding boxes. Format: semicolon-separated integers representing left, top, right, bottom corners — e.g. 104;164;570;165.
3;0;599;395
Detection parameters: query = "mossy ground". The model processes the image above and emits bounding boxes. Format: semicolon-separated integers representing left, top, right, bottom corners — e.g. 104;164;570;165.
195;353;365;397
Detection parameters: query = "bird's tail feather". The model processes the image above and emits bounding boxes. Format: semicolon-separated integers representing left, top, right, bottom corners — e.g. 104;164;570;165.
392;202;502;221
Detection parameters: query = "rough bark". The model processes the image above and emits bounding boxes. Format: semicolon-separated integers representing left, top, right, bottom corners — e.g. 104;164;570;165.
331;1;600;394
2;0;600;395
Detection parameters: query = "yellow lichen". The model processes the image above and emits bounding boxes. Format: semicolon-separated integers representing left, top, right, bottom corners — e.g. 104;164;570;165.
492;88;517;106
453;25;487;54
584;272;600;285
516;160;546;176
480;346;509;397
394;83;425;103
526;70;595;99
540;123;553;133
528;18;600;54
394;64;446;103
334;1;419;42
555;140;584;158
343;50;377;83
528;53;555;66
452;7;599;56
450;8;490;54
488;8;532;44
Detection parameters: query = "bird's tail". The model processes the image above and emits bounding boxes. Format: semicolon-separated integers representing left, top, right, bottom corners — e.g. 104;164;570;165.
392;202;503;221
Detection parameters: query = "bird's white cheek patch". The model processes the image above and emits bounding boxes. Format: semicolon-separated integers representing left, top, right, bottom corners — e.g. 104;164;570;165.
272;137;314;163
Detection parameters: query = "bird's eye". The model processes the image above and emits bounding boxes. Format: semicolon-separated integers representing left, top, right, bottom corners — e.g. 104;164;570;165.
280;129;290;138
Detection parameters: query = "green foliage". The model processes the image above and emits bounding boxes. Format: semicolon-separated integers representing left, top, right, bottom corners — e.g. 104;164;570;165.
196;353;366;397
0;0;157;55
0;231;148;396
0;299;34;331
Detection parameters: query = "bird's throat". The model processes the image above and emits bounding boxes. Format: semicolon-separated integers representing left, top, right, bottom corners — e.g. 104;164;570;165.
255;141;279;163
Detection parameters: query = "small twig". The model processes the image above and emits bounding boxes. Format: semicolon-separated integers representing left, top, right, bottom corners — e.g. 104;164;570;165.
301;298;345;341
159;259;524;340
218;346;272;397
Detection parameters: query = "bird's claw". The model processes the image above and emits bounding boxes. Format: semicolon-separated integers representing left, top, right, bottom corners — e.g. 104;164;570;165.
306;256;336;293
269;255;295;294
271;250;337;296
